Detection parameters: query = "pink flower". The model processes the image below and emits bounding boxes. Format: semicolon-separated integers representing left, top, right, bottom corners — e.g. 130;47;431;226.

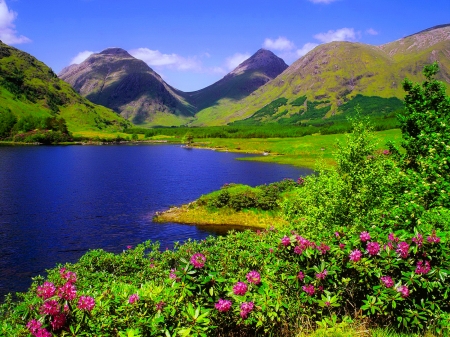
169;268;177;280
396;242;410;258
233;282;248;296
334;232;340;238
383;149;390;155
246;271;261;285
360;231;371;242
415;260;431;275
27;319;42;335
339;243;346;249
316;269;328;280
240;301;254;318
412;233;423;248
366;242;380;256
381;276;394;288
50;312;66;331
388;232;399;243
37;282;56;300
127;245;132;250
78;296;95;311
317;243;330;255
349;249;362;262
385;242;394;250
57;282;77;301
295;235;314;250
294;246;303;254
190;253;206;268
156;301;165;311
325;301;331;307
215;299;232;312
60;268;77;283
427;230;441;244
269;248;274;253
129;294;139;304
35;328;52;337
397;285;409;298
297;271;305;281
281;236;290;246
297;177;305;185
40;300;60;316
302;284;315;296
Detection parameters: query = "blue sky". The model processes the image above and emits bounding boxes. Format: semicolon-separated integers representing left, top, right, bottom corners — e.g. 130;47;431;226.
1;0;449;91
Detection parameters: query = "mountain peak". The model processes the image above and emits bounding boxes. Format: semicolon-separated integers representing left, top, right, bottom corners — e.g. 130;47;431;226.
99;48;133;58
230;48;288;77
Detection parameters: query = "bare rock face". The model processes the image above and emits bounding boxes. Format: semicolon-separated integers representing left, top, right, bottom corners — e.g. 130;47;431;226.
59;48;195;125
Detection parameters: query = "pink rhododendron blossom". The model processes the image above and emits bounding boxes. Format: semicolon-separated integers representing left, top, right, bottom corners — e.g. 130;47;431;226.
215;299;232;312
37;282;56;300
169;269;177;280
233;282;248;295
246;271;261;285
240;301;254;318
156;301;166;311
78;296;95;311
396;242;410;258
60;268;77;283
57;282;77;300
339;243;346;249
317;243;330;254
190;253;206;268
427;230;441;244
383;149;390;155
129;294;139;304
412;233;423;247
127;245;132;250
360;231;371;242
381;276;394;288
40;300;60;316
325;301;331;307
269;248;274;253
397;285;409;298
366;242;380;256
316;269;328;280
281;236;290;246
297;177;305;185
334;232;340;238
415;260;431;275
302;284;315;296
27;319;42;335
35;328;52;337
297;271;305;281
349;249;362;262
294;246;303;254
50;312;66;331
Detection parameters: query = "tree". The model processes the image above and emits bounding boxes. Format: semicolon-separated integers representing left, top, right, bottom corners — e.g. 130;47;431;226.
183;132;194;146
398;62;450;209
0;109;17;139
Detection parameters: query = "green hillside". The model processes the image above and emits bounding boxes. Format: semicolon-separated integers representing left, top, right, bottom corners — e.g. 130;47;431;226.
0;41;130;137
192;24;450;126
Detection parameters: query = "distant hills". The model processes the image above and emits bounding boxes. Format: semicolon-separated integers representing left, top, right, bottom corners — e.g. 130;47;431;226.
59;48;288;127
0;41;130;133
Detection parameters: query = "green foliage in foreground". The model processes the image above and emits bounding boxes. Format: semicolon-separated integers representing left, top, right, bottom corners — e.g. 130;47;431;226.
1;64;450;336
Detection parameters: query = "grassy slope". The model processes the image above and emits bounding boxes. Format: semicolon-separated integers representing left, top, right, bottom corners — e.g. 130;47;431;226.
0;42;130;134
191;36;450;126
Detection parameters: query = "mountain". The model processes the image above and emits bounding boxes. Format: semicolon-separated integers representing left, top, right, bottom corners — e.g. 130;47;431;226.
185;49;287;111
59;48;288;127
199;24;450;126
0;41;130;133
59;48;196;126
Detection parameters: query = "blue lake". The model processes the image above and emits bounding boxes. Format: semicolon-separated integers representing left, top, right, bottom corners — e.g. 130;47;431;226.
0;144;312;299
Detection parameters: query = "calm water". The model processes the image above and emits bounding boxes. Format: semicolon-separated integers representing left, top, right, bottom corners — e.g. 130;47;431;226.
0;144;312;298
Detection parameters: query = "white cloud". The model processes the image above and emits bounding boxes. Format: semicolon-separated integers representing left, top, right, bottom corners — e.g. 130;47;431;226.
314;28;356;43
225;52;251;70
263;36;295;51
70;51;95;65
308;0;339;3
366;28;379;36
129;48;201;71
0;0;30;44
296;42;319;57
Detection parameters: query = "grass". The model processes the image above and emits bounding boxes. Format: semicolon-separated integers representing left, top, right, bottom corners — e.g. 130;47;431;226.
191;128;402;168
154;204;287;229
